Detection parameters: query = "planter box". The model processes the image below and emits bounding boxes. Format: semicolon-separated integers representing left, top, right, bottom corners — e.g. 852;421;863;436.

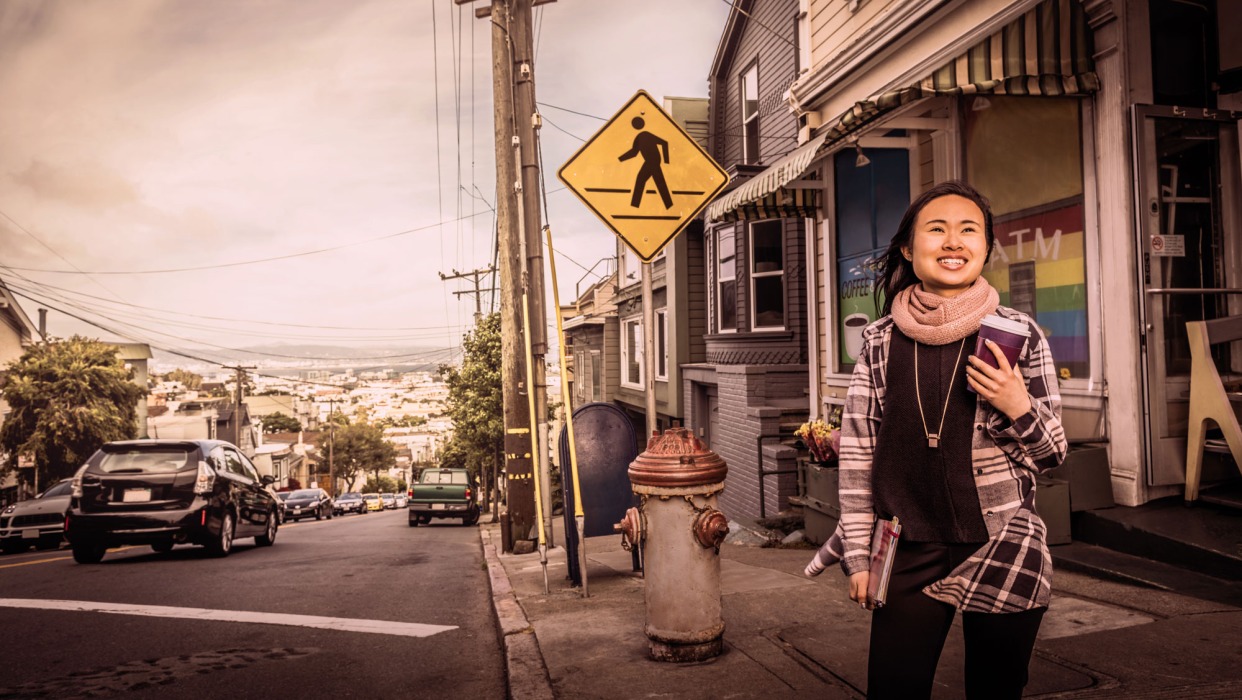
1035;477;1071;545
798;459;839;545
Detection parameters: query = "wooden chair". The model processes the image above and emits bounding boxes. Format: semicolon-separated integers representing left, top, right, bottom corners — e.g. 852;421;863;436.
1185;316;1242;502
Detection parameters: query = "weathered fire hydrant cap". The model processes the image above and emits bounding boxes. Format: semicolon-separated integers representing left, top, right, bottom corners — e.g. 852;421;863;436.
628;427;727;488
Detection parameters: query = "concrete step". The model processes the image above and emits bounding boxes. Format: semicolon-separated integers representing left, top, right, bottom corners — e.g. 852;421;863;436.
1069;496;1242;581
1051;541;1242;607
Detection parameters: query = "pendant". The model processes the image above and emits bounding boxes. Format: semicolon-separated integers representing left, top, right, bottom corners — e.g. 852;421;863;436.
927;434;940;449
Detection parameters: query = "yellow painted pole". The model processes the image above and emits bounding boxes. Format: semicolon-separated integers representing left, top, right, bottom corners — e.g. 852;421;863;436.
545;225;588;597
522;290;549;594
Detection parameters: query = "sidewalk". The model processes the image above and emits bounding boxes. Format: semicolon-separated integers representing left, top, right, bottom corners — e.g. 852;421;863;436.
479;514;1242;699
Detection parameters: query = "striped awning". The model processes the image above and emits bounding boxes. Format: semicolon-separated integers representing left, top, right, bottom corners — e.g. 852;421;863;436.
726;187;820;223
705;0;1098;223
705;131;827;223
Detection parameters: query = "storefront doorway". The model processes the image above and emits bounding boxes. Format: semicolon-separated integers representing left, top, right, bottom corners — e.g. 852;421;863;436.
1133;105;1242;486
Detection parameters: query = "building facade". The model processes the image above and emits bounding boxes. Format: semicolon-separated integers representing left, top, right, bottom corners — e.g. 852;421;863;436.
707;0;1242;507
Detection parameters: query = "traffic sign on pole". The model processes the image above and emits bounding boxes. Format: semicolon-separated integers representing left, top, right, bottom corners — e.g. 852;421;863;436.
558;90;729;262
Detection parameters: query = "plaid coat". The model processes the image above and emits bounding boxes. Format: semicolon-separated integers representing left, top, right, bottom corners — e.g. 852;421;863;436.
828;306;1068;613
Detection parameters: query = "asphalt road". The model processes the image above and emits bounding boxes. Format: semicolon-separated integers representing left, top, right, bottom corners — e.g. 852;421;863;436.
0;508;506;699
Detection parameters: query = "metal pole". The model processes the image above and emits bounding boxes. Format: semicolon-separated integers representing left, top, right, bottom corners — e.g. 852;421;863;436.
522;291;550;594
642;261;657;437
545;225;588;596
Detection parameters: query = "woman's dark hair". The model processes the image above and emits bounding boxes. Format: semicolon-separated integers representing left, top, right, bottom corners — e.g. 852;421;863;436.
875;179;996;316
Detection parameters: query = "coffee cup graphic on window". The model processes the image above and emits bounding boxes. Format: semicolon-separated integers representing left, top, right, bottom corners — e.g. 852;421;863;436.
843;313;870;360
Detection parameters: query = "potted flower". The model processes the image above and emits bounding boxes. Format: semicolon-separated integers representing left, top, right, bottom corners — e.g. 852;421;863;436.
795;419;840;466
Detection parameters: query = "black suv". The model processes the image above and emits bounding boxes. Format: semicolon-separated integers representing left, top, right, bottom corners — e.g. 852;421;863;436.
67;439;280;563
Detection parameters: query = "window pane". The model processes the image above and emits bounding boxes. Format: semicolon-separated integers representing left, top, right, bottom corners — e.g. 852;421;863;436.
626;321;642;384
751;221;782;272
742;65;758;119
754;277;784;327
719;280;737;331
718;229;735;262
591;353;602;401
657;313;668;378
967;96;1088;379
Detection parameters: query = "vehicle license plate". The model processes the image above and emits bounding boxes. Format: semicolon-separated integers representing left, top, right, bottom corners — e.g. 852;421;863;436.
292;507;302;513
21;528;40;540
432;503;445;510
122;489;152;503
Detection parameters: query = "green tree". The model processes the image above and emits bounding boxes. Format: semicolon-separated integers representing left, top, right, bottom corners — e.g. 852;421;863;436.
362;475;397;493
375;414;428;429
260;411;302;434
1;336;144;487
438;313;502;483
331;421;396;492
166;368;203;391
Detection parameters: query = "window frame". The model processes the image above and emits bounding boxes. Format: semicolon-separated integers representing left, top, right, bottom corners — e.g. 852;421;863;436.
740;63;760;164
748;219;786;331
621;316;644;389
715;227;738;333
655;308;669;381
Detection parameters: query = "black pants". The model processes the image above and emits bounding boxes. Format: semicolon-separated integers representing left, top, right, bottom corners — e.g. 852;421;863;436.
867;541;1045;700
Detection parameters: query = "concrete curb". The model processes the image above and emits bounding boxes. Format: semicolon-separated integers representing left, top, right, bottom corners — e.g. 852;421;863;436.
480;525;555;700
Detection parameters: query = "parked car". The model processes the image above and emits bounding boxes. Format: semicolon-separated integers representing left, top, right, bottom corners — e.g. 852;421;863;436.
66;439;280;563
334;492;367;516
394;493;408;509
283;488;334;522
275;491;291;523
362;493;383;512
0;479;73;554
381;493;397;510
408;468;479;526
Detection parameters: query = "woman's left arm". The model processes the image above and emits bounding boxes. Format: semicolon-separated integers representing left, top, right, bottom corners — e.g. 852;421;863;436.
967;323;1069;473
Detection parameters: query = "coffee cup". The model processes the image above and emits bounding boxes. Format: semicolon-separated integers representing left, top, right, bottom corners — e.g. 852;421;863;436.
970;314;1031;392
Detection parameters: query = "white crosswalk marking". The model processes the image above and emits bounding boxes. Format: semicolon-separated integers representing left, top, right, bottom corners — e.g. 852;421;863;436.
0;598;457;638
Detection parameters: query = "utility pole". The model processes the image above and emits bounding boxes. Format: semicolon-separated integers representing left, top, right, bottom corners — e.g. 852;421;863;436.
456;0;555;551
226;365;255;450
328;397;336;495
439;266;498;322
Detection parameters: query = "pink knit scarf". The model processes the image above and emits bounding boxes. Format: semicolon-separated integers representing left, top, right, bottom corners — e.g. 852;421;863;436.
890;278;999;345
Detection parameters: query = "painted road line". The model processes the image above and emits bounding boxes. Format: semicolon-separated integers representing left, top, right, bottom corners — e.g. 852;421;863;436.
0;599;458;638
0;545;141;570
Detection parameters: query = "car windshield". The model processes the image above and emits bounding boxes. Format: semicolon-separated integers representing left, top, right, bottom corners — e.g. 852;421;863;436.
341;494;361;500
277;492;292;501
40;481;73;498
96;448;194;473
363;494;378;500
291;489;319;498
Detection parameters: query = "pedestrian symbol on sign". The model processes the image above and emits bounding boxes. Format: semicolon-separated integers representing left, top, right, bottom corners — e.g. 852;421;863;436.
619;116;672;209
558;90;729;262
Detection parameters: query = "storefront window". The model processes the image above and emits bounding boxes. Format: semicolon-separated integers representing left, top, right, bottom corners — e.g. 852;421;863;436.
966;95;1088;380
834;148;910;370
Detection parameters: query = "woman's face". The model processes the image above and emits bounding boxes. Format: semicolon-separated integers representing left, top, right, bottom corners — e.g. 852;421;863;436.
901;194;989;298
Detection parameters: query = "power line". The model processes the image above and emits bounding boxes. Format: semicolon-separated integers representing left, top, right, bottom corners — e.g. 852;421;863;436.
0;209;491;275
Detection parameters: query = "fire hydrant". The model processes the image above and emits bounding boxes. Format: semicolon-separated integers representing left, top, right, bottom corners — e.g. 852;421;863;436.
618;427;730;662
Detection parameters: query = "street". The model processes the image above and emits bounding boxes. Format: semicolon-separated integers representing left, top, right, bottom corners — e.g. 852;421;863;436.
0;509;506;699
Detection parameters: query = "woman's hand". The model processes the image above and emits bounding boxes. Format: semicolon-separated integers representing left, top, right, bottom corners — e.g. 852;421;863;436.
966;339;1033;420
849;571;873;610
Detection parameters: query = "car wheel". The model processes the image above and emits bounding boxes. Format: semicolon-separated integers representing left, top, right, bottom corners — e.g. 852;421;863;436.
207;511;235;557
464;508;480;526
419;515;432;525
72;542;106;564
315;509;323;521
255;510;278;546
408;516;419;527
151;540;174;553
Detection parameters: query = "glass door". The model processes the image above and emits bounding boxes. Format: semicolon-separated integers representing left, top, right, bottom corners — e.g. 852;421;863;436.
1133;105;1242;486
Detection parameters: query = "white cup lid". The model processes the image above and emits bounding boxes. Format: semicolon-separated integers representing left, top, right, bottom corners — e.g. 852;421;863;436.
979;314;1031;337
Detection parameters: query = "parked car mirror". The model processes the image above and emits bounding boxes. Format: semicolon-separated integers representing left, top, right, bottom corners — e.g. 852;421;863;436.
261;475;275;485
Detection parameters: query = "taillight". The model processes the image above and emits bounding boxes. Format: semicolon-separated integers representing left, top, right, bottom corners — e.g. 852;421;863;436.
201;509;208;526
64;514;70;532
193;462;215;495
70;464;89;498
407;489;413;498
465;488;472;501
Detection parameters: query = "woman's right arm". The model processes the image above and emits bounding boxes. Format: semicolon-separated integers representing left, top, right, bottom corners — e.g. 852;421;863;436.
838;330;882;582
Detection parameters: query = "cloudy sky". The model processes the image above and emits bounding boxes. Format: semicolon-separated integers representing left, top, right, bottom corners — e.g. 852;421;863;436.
0;0;730;367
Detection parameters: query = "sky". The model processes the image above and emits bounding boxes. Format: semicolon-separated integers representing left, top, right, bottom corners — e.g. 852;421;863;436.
0;0;731;369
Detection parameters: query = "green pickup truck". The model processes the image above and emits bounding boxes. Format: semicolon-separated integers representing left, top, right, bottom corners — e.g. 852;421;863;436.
407;468;479;527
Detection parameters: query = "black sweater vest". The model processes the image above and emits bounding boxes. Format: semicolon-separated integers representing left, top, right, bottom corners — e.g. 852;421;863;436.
872;330;989;544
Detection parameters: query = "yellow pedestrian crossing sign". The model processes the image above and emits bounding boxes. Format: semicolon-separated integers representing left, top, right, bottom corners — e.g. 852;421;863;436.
558;90;729;262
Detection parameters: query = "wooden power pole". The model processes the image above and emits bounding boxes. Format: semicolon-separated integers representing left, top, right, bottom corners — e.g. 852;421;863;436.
439;266;498;323
455;0;554;551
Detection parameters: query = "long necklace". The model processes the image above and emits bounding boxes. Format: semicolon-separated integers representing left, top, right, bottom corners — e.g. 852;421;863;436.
913;338;967;449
